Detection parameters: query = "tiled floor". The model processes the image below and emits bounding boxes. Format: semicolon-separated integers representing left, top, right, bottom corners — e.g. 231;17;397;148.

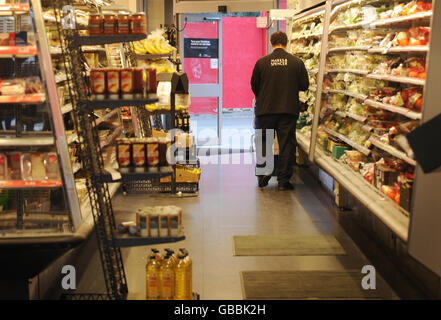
77;154;399;299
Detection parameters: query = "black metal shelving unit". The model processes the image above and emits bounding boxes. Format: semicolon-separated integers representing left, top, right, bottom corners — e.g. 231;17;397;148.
50;0;188;300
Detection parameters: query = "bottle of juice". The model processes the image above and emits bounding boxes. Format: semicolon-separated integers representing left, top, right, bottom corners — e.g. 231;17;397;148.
174;254;187;300
146;255;160;300
159;253;175;300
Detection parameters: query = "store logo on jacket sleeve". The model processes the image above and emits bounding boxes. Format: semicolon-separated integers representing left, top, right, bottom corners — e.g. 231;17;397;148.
271;58;288;67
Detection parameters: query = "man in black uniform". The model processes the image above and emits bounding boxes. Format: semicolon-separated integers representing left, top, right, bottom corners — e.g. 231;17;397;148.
251;31;309;191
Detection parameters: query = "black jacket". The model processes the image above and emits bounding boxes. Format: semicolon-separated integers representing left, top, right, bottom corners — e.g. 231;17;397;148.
251;48;309;117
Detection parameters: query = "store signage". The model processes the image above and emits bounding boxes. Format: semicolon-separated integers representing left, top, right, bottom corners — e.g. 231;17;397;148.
184;38;218;59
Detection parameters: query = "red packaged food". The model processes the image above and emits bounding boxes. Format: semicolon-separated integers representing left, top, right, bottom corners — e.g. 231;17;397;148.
44;152;60;180
121;68;135;98
146;138;159;170
408;27;430;46
103;14;117;34
9;152;22;180
116;138;131;168
106;69;120;99
132;139;146;168
90;69;106;100
21;153;32;180
145;68;157;94
0;153;7;180
133;68;144;98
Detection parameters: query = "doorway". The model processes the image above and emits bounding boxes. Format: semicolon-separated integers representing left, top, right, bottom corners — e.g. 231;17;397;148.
180;13;267;150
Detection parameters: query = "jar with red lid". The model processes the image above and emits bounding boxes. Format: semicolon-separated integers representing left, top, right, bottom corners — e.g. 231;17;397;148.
88;14;103;35
90;69;106;100
117;14;130;34
134;68;144;98
106;68;120;99
131;13;146;34
103;14;117;34
121;68;135;99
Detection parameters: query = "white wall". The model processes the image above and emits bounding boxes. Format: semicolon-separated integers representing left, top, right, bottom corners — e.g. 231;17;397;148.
147;0;165;32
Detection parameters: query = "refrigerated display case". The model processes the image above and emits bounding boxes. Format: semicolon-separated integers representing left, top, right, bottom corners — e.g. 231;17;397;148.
289;0;441;278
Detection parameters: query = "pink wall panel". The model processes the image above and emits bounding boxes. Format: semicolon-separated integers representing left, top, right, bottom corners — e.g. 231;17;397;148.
183;22;219;85
189;97;218;115
222;17;266;109
183;22;218;39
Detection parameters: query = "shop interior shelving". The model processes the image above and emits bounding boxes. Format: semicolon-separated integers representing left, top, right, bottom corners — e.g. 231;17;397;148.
1;0;188;299
288;0;441;258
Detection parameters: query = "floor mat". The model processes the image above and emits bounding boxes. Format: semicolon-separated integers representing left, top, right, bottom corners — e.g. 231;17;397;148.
241;271;380;299
233;235;346;256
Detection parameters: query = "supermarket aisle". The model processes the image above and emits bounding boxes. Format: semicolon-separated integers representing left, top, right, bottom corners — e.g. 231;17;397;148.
110;154;398;299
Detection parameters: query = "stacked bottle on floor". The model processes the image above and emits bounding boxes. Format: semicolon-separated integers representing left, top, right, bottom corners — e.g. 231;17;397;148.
146;248;192;300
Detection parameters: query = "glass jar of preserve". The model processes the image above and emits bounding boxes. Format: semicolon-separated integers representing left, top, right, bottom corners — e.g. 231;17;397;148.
116;138;132;168
134;68;144;98
103;14;117;34
146;137;159;171
88;14;103;35
131;13;146;34
117;14;130;34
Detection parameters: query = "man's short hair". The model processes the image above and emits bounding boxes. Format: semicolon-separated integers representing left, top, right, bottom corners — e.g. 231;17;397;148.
270;31;288;47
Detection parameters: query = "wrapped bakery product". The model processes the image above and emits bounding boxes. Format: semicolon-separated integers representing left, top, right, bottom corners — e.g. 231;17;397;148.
0;153;7;181
30;153;46;180
44;152;60;179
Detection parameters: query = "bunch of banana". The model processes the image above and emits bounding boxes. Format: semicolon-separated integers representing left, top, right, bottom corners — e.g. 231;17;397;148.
134;38;176;55
133;41;147;54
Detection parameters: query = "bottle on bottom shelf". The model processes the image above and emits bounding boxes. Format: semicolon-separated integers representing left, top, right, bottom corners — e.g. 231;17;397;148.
146;250;161;300
146;248;193;300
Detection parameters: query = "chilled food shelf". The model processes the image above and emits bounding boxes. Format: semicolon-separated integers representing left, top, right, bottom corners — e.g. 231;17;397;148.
293;32;322;40
325;89;367;100
0;94;45;104
334;111;367;123
370;11;433;28
364;99;422;120
328;46;370;53
327;69;370;75
366;73;426;86
330;21;371;33
369;135;417;166
314;144;410;241
68;34;147;48
81;98;159;110
368;46;429;54
0;46;38;58
321;126;371;156
0;136;54;147
296;131;311;154
110;234;185;248
0;180;62;189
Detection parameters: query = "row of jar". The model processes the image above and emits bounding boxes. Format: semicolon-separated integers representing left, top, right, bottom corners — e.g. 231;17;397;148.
116;137;171;169
88;13;146;35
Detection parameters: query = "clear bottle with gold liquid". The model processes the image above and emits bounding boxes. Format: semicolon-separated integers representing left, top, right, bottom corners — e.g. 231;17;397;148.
146;254;160;300
159;253;175;300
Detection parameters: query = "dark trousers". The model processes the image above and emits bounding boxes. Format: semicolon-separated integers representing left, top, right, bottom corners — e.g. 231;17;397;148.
256;114;297;184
